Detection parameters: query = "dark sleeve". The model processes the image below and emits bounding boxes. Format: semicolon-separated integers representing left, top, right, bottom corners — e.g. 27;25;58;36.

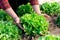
30;0;39;5
0;0;11;10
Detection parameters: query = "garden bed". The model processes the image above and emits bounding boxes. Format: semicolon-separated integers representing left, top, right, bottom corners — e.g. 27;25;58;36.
0;2;60;40
49;16;60;35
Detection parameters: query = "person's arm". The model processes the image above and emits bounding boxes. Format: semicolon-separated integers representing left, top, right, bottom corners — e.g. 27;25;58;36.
5;8;24;30
30;0;41;15
30;0;51;21
5;8;20;24
0;0;20;24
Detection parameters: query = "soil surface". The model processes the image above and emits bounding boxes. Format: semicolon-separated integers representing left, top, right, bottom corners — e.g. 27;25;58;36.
49;16;60;35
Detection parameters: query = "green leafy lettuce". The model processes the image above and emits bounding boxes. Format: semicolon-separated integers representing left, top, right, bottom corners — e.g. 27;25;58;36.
38;35;60;40
0;21;22;40
40;2;60;16
20;13;49;36
17;3;34;17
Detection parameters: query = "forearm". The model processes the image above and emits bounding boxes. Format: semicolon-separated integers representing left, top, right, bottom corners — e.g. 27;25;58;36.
30;0;41;15
32;5;41;15
5;7;19;19
0;0;17;18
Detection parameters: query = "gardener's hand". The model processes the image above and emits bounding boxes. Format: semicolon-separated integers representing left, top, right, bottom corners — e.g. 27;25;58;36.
14;17;20;24
41;14;50;19
14;17;24;30
41;14;52;22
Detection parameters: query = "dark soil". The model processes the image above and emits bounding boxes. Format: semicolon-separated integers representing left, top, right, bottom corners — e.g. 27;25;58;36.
49;16;60;35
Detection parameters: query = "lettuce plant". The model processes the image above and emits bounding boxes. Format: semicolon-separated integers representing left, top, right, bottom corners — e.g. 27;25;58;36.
38;35;60;40
0;9;12;21
0;21;22;40
55;15;60;27
40;2;60;16
17;3;34;17
20;13;49;36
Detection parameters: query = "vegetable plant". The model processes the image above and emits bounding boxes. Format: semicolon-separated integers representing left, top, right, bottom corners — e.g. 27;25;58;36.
40;2;60;16
0;21;22;40
17;3;34;17
20;13;49;36
0;9;12;21
38;35;60;40
55;15;60;27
